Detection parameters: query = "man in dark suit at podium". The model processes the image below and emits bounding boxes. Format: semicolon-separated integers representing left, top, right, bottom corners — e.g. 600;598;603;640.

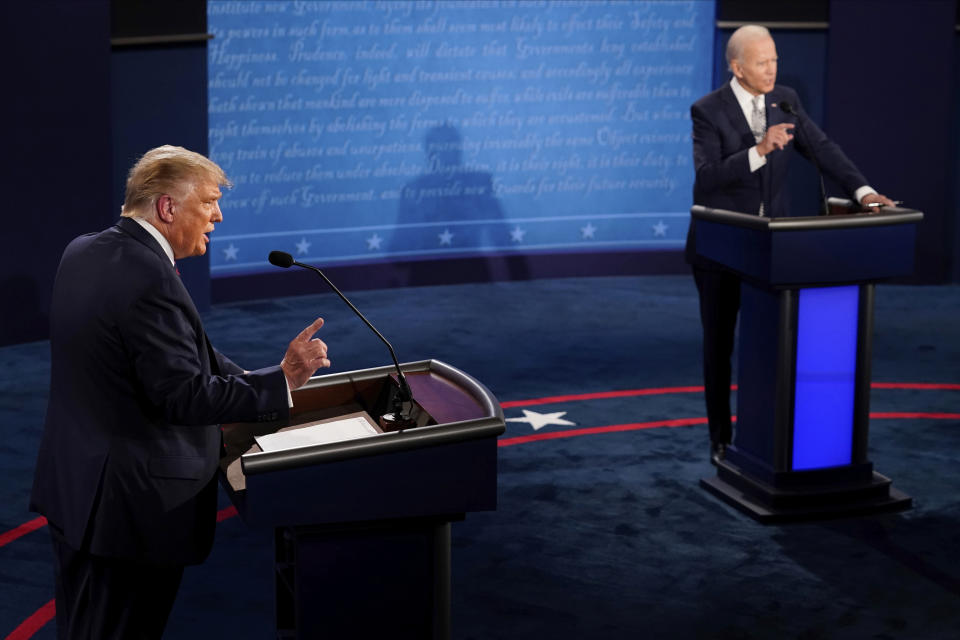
30;145;331;638
686;25;895;465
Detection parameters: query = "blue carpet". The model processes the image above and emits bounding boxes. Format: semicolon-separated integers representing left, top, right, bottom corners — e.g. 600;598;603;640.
1;276;958;639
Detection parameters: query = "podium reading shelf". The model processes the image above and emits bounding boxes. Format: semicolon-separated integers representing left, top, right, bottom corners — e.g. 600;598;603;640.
692;202;923;522
220;359;505;639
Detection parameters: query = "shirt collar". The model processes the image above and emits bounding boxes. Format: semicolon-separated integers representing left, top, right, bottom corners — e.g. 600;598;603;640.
730;76;764;114
131;217;176;266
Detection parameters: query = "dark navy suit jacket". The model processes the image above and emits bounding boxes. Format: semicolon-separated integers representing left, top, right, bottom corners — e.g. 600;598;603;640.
685;82;869;268
31;217;289;565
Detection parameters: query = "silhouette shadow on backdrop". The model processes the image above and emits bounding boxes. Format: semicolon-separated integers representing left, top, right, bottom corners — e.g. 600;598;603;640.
389;124;530;284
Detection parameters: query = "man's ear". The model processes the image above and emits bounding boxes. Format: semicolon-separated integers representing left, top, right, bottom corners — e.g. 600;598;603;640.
156;194;174;223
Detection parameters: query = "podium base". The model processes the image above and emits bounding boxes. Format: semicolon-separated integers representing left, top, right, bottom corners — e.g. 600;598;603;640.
275;515;456;639
701;459;912;523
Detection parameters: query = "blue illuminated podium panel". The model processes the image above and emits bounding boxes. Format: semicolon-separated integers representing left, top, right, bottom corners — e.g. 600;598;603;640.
691;204;922;522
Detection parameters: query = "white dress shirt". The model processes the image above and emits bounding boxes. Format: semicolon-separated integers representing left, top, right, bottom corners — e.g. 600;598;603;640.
132;216;176;265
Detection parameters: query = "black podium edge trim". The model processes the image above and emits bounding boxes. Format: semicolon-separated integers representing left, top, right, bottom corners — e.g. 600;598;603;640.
242;418;504;475
852;285;875;465
690;205;923;231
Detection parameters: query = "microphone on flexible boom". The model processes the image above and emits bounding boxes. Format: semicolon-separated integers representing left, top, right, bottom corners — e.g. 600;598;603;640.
779;101;830;216
267;250;416;429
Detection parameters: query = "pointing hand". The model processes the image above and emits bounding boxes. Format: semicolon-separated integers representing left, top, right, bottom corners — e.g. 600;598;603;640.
280;317;330;389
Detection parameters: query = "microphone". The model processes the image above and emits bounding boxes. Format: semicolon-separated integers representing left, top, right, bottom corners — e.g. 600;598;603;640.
268;250;416;430
268;251;295;268
780;101;830;216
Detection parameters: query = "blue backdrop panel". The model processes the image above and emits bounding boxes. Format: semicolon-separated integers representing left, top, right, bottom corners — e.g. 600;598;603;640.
792;285;859;470
207;0;714;276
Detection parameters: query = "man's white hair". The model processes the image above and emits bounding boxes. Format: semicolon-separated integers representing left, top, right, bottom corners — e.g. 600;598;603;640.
726;25;772;70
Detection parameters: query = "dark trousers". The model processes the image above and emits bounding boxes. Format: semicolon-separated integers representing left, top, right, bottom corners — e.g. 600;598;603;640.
50;530;184;640
693;266;741;446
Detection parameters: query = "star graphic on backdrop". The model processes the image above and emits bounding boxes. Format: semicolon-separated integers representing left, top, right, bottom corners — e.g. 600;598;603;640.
506;410;576;431
652;220;668;237
438;229;454;246
580;222;597;239
223;243;239;261
366;233;383;250
510;226;527;243
296;237;311;255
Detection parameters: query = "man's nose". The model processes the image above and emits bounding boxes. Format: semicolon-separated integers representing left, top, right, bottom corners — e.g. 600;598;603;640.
213;203;223;222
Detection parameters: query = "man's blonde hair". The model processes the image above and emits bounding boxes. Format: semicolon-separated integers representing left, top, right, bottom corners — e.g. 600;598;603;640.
121;145;231;219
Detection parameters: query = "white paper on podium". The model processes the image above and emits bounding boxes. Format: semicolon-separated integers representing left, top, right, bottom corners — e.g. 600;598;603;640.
254;414;380;453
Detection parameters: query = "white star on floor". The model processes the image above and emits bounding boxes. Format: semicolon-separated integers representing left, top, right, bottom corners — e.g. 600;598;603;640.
438;229;454;246
296;237;311;255
506;409;576;431
510;226;526;243
223;243;239;261
652;220;668;237
580;222;597;239
366;233;383;250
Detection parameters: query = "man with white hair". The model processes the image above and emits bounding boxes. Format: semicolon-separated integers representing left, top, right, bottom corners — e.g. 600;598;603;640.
685;25;895;465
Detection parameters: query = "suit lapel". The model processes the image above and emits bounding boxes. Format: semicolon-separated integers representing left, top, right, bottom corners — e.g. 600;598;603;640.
116;218;199;312
765;89;786;128
116;217;218;373
762;88;789;210
719;83;771;214
720;84;756;149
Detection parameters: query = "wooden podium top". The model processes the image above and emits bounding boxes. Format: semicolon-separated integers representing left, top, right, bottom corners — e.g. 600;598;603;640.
218;359;505;526
221;359;504;486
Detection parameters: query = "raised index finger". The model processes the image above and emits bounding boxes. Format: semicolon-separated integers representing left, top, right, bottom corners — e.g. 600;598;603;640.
295;317;325;342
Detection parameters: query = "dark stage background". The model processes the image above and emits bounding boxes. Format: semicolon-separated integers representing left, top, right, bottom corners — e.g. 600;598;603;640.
1;0;958;346
1;2;959;635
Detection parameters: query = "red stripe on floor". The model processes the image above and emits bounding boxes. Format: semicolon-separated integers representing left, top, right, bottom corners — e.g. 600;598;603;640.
0;517;46;550
872;383;960;390
500;386;707;409
871;412;960;420
498;411;960;447
3;599;54;640
500;381;960;409
499;417;709;446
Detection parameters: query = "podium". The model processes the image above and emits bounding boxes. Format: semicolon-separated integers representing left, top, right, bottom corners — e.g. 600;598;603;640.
219;359;505;639
692;202;923;522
